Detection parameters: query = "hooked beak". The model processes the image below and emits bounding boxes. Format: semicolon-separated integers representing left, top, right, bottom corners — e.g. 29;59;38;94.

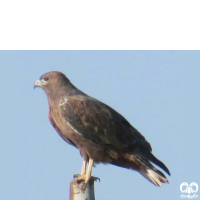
34;80;42;89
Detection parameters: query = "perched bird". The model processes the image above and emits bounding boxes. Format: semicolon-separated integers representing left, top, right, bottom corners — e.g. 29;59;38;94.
34;71;170;186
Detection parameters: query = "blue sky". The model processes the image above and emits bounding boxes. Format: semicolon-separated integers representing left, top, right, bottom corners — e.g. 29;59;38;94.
1;51;199;200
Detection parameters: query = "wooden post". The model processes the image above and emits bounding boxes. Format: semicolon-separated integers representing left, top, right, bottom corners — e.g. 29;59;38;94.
70;178;96;200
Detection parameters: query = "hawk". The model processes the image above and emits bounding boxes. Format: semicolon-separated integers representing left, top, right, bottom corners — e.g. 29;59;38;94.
34;71;170;186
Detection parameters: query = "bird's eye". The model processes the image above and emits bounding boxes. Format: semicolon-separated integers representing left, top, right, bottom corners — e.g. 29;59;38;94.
43;77;49;81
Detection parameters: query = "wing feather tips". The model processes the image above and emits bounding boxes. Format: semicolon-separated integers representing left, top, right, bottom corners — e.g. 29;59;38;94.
133;153;169;186
146;151;171;176
135;150;171;176
139;168;169;187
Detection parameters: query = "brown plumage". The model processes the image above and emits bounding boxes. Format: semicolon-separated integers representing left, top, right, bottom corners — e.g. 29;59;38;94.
34;71;170;186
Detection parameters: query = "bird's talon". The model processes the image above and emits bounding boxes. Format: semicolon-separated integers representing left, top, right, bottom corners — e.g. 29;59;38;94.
73;174;80;179
95;177;100;182
73;174;100;184
90;176;100;182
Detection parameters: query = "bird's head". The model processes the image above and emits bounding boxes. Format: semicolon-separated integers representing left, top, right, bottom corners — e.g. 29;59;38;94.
34;71;70;95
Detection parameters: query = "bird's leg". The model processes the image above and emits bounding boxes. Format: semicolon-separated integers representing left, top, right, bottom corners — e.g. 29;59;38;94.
73;158;87;178
84;158;93;183
74;158;99;183
74;158;93;183
80;159;87;175
85;158;100;182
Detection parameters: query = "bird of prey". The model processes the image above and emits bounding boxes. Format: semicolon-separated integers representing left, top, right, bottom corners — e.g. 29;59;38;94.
34;71;170;186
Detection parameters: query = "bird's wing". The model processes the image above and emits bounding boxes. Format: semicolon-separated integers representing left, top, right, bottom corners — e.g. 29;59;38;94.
58;95;152;152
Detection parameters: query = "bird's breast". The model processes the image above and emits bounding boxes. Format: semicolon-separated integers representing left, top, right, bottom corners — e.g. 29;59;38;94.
48;103;77;147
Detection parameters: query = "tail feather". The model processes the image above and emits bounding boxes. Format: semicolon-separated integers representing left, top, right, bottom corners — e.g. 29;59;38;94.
139;168;168;186
145;151;170;176
134;149;170;176
111;149;170;186
134;153;170;186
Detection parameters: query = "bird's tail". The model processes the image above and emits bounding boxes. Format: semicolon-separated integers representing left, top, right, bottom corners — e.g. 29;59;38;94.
134;151;170;186
138;166;168;186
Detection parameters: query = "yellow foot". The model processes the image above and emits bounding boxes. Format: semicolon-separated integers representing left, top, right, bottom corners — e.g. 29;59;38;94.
73;174;100;184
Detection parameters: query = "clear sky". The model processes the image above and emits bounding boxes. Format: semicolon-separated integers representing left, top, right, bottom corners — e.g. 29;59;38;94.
1;51;199;200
